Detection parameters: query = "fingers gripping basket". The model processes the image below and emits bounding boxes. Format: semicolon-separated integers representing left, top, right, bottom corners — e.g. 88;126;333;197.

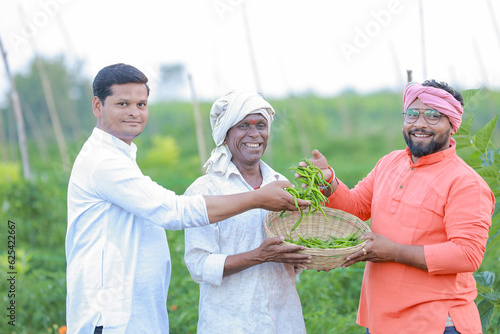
264;207;371;271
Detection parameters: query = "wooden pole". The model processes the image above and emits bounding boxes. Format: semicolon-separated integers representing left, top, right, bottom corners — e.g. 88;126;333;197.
241;3;274;165
16;5;70;170
389;41;404;89
487;0;500;51
418;0;427;79
241;3;262;93
472;40;496;116
290;97;312;157
56;15;84;136
279;62;312;156
23;103;49;163
0;35;32;180
34;55;71;170
473;39;488;84
0;108;8;161
187;73;208;170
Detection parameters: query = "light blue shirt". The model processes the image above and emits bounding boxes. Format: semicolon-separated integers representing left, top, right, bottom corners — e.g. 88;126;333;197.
66;127;208;333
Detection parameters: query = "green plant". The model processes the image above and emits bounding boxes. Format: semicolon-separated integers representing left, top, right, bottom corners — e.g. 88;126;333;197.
296;266;365;333
455;89;500;333
0;179;67;250
0;162;21;184
283;159;332;230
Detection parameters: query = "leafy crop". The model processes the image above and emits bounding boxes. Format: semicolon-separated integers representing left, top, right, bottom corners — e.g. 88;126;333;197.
456;89;500;333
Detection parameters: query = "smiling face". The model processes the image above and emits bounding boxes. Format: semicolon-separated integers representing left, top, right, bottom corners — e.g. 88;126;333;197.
92;83;149;145
403;98;455;162
225;114;268;168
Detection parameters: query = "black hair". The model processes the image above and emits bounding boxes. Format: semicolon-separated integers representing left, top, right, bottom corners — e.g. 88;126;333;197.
421;79;464;106
92;63;150;104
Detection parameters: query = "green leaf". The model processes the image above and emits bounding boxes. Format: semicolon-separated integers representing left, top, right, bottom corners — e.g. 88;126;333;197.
489;211;500;233
454;135;473;148
481;150;496;166
478;299;494;331
493;150;500;166
476;271;496;288
482;291;500;304
482;177;500;193
494;189;500;200
464;151;484;169
456;113;474;137
462;89;481;108
486;228;500;249
476;165;500;178
456;146;478;161
473;115;498;152
494;202;500;218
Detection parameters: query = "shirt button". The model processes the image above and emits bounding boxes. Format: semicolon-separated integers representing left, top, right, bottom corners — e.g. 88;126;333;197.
411;167;414;171
399;185;403;189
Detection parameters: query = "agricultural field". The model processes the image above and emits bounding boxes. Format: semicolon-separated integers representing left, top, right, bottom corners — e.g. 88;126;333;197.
1;83;499;333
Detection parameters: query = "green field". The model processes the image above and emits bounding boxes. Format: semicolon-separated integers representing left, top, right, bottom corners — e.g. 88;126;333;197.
1;84;499;333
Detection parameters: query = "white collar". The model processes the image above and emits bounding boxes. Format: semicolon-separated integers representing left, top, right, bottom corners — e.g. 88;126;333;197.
91;127;138;160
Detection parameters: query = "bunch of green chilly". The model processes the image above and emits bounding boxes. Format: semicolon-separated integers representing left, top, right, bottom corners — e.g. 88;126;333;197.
281;158;332;231
285;231;362;249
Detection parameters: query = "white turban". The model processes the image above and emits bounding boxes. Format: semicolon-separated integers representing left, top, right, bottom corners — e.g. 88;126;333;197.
203;89;275;175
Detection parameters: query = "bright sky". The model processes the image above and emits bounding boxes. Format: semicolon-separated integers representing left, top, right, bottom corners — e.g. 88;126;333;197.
1;0;500;103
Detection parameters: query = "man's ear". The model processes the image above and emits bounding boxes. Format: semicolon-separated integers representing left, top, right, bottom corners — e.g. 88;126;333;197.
450;124;457;136
92;96;102;118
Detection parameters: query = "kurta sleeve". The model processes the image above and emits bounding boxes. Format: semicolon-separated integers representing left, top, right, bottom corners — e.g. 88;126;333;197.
184;177;228;286
326;171;376;222
91;153;209;230
425;178;494;274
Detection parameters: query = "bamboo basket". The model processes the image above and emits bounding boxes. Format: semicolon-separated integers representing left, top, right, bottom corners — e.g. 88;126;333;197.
264;207;371;271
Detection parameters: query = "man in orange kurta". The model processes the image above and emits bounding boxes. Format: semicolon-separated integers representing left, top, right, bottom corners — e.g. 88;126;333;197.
310;80;495;334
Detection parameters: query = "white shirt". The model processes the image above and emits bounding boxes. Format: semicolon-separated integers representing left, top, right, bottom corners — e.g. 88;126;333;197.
184;161;306;334
66;128;209;334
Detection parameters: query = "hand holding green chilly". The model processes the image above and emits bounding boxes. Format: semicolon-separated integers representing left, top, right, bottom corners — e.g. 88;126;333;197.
280;158;332;231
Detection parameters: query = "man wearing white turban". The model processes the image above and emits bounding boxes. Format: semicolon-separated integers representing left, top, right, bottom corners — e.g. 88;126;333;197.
184;89;309;333
203;89;275;174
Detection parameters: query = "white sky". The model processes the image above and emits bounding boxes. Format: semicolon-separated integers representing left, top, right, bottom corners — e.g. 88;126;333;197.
1;0;500;103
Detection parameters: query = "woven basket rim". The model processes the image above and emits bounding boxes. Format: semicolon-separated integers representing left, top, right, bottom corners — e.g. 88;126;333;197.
264;207;371;254
264;207;371;270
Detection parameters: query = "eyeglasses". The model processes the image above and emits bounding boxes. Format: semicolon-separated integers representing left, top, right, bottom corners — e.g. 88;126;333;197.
402;108;444;125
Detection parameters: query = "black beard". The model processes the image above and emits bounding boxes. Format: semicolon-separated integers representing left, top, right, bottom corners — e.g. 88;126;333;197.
403;130;450;158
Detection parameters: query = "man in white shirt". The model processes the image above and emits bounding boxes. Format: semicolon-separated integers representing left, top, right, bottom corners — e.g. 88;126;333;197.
66;64;309;334
184;89;308;333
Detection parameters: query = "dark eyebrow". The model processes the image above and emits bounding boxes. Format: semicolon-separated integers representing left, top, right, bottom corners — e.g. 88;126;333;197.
115;99;147;104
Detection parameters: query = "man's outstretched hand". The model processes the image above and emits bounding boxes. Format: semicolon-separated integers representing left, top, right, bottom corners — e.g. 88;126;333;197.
256;180;310;212
297;149;337;196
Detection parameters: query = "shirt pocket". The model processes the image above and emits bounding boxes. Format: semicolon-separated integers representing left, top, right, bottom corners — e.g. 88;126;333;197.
398;190;444;230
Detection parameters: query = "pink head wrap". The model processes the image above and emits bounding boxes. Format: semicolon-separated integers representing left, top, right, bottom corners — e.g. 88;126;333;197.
403;81;464;132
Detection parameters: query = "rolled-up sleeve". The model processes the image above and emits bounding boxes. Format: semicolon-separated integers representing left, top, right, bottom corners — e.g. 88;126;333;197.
184;222;228;285
202;253;228;286
425;179;494;274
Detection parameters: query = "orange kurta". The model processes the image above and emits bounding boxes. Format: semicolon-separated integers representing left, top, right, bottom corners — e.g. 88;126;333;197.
327;147;494;334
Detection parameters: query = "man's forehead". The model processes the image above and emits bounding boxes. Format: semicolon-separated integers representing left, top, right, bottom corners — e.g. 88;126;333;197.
240;113;267;122
109;83;148;96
